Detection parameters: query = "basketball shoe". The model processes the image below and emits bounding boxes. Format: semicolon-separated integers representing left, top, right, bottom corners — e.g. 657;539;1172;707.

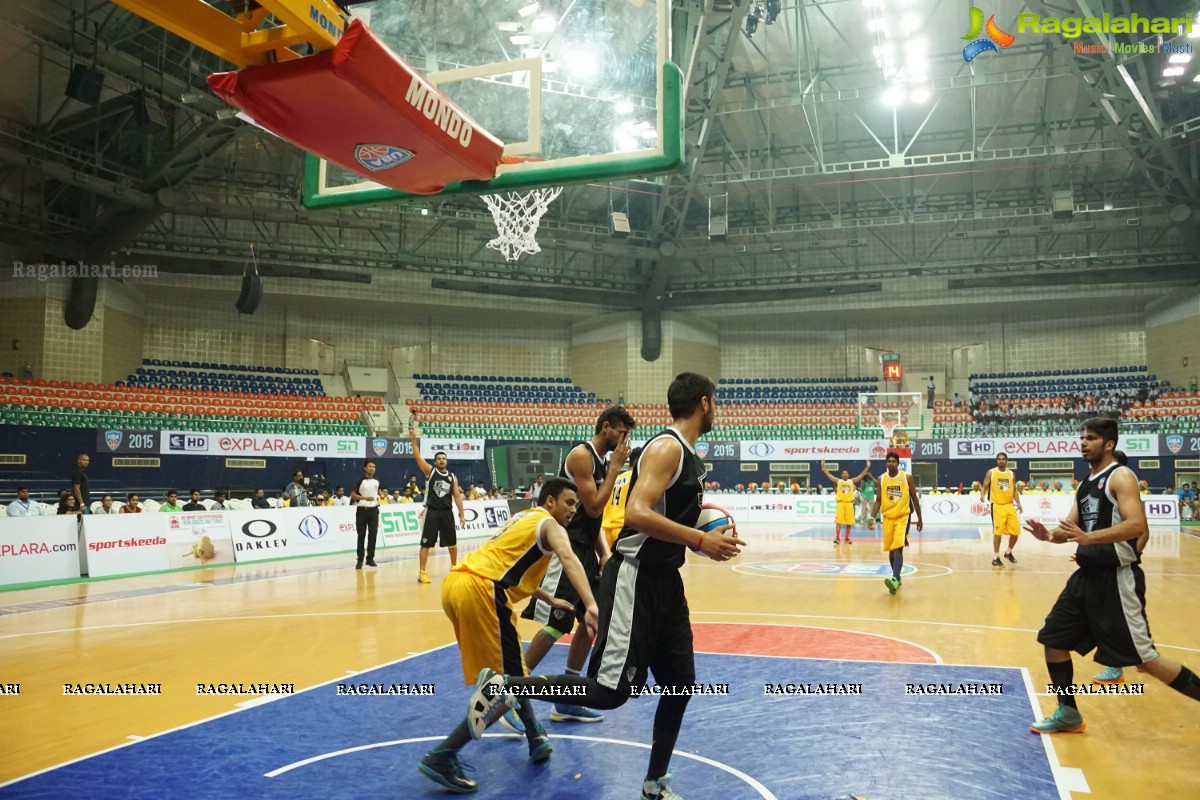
884;576;899;594
417;570;431;584
1030;705;1086;734
1092;666;1125;684
642;773;683;799
551;704;604;722
527;722;553;762
992;557;1004;567
498;708;525;735
466;668;513;739
1004;551;1017;563
417;750;478;793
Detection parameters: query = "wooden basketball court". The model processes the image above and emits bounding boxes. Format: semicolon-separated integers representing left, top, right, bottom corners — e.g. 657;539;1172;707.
3;521;1198;798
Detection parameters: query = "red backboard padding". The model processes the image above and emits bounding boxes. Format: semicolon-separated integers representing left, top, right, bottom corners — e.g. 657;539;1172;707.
208;19;504;195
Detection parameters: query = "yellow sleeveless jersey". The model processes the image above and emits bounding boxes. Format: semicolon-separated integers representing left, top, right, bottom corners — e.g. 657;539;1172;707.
988;468;1015;505
454;508;554;600
879;470;911;519
601;469;633;548
836;479;855;504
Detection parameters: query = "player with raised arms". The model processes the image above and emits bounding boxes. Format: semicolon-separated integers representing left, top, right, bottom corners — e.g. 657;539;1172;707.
820;459;871;545
410;424;467;584
434;372;744;799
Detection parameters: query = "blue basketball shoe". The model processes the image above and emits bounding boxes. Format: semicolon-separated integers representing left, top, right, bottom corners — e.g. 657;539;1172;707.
551;703;604;722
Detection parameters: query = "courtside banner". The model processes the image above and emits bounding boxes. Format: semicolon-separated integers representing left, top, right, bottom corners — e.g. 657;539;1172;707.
226;506;359;563
160;431;365;458
379;500;512;547
160;511;236;569
418;439;486;461
707;493;1178;526
0;516;82;586
950;436;1159;459
739;440;889;461
82;513;171;577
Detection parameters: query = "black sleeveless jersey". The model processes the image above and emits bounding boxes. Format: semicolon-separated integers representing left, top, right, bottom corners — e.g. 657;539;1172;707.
1074;462;1139;569
614;428;706;568
425;469;456;510
561;441;605;547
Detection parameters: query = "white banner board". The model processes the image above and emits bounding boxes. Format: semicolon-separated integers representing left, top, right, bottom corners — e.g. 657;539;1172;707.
0;516;82;586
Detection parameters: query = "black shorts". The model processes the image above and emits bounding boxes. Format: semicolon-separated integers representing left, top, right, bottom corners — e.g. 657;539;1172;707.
420;507;457;548
587;554;696;694
521;536;599;631
1037;565;1159;667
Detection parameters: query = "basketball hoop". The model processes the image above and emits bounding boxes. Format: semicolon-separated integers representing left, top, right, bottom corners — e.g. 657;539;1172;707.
879;409;902;441
481;186;562;261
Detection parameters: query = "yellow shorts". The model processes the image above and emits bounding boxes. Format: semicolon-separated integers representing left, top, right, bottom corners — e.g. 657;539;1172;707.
835;502;855;526
882;515;910;551
441;570;528;684
992;504;1019;537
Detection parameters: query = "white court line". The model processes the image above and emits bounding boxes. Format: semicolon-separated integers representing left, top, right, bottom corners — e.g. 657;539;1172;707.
1021;667;1090;797
265;733;780;799
690;620;943;664
0;643;458;789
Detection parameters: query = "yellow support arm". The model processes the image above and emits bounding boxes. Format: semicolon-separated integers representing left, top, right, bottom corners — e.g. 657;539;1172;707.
110;0;348;67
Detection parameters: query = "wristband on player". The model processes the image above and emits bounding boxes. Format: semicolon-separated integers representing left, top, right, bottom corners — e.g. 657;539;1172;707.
696;531;705;549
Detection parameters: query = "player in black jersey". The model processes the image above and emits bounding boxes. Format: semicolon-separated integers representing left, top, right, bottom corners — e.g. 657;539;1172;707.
429;373;744;800
516;405;634;728
1026;418;1200;734
410;425;466;585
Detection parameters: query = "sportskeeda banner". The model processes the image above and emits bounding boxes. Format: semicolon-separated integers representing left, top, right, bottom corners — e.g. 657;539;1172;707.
949;435;1159;459
738;440;890;461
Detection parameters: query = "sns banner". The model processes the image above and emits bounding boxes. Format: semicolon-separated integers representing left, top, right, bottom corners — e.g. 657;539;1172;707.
378;500;512;547
160;431;365;458
0;516;82;587
739;440;889;461
950;436;1159;459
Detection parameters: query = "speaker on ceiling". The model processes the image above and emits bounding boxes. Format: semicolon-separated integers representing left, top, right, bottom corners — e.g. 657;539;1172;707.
235;272;263;315
66;64;104;105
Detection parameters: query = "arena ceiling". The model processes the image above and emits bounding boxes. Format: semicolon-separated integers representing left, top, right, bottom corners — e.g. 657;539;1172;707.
1;0;1198;316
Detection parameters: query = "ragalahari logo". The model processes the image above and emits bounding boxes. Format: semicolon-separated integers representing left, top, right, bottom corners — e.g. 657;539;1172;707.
962;8;1015;62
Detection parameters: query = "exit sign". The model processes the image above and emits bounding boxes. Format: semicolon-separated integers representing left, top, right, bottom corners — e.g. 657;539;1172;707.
885;362;903;380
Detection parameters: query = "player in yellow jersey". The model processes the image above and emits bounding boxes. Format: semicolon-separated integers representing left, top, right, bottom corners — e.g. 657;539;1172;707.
600;448;641;549
981;452;1023;567
417;477;600;793
870;451;923;595
819;459;872;545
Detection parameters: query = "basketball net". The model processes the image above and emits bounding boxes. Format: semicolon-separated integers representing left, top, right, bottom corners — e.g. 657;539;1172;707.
879;409;902;442
481;186;562;262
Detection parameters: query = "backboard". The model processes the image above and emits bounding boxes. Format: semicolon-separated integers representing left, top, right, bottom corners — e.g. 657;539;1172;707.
302;0;679;207
856;392;924;438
